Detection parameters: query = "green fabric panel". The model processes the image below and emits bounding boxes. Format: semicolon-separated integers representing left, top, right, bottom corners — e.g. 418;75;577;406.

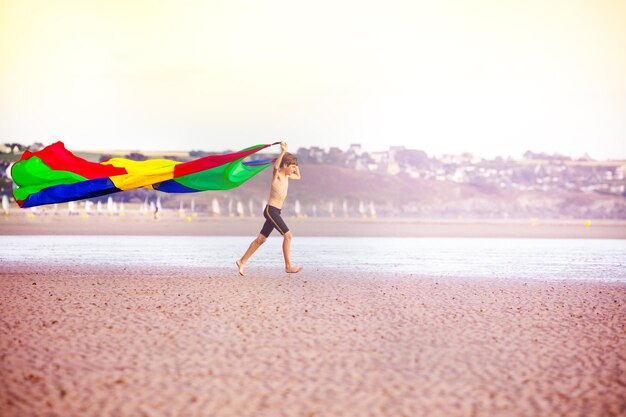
174;159;272;190
11;156;87;200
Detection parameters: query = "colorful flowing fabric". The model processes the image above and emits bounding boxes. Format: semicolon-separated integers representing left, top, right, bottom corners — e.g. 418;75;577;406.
11;141;276;208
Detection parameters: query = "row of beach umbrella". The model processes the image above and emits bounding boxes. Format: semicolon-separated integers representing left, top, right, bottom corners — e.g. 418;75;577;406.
2;195;377;218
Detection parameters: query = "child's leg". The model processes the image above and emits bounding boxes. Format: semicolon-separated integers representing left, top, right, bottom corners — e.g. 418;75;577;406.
264;206;302;274
282;231;302;273
237;234;267;276
237;214;275;276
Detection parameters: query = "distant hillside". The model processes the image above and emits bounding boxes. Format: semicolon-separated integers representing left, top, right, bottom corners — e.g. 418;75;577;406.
156;164;626;219
2;150;624;218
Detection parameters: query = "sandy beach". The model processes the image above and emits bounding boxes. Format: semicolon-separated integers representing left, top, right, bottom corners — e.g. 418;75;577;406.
2;212;625;239
1;261;624;417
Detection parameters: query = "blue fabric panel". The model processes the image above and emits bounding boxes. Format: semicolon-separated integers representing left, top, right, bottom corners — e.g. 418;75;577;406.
243;158;274;166
152;180;198;193
21;178;121;208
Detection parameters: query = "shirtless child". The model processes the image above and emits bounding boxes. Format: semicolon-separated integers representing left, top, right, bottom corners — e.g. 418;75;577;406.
236;141;303;276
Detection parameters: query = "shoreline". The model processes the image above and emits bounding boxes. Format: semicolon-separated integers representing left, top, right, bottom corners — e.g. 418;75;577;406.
2;214;625;238
1;263;624;416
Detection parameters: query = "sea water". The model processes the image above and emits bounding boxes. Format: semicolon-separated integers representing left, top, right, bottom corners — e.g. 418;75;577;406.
0;236;624;282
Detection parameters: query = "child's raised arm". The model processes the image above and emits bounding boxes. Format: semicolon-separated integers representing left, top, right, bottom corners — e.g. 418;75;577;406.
273;141;288;172
289;165;301;180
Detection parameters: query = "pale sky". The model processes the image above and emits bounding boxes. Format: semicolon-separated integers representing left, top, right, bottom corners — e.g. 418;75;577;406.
1;0;625;159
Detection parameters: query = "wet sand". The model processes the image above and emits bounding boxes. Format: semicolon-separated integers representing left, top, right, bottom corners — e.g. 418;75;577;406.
1;213;625;239
1;262;624;417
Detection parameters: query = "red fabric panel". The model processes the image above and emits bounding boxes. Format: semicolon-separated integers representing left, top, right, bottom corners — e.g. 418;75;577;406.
26;142;127;179
18;150;34;162
173;144;270;178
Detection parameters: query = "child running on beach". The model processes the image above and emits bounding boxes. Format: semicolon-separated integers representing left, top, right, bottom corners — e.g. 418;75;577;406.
236;141;302;276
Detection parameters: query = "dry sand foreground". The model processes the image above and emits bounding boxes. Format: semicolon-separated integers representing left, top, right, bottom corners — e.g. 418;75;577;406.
0;263;624;417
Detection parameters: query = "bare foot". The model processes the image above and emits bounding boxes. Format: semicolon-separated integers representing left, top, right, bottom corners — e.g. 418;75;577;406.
236;259;246;276
286;266;303;274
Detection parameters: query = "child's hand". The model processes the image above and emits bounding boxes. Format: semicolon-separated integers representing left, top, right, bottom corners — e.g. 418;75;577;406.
280;142;288;152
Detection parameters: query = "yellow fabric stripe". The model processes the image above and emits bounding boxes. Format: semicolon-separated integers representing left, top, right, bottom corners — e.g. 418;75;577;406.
103;158;181;173
265;205;285;235
109;169;176;190
103;158;181;191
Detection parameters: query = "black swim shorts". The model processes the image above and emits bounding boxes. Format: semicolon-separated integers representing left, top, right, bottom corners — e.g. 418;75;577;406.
260;205;290;237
